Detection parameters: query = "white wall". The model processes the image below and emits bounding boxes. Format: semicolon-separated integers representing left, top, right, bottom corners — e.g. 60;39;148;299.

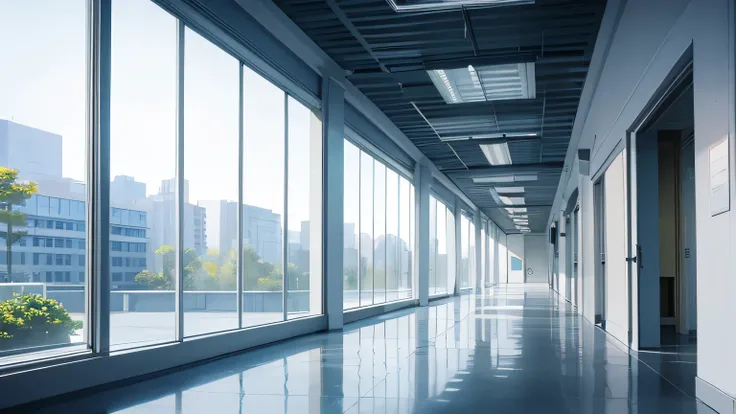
550;0;736;404
524;235;549;283
506;234;525;284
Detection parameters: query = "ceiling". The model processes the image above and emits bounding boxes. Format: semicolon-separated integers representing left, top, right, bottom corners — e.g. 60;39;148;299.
272;0;607;233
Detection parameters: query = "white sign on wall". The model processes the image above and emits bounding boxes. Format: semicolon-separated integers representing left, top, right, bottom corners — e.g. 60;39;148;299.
709;138;730;216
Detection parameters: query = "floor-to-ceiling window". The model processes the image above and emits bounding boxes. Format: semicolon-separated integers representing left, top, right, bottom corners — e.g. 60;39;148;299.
183;25;239;337
460;214;470;289
499;231;508;284
489;222;497;287
343;139;414;310
0;0;323;363
428;196;454;296
343;142;361;309
481;220;486;289
0;0;89;357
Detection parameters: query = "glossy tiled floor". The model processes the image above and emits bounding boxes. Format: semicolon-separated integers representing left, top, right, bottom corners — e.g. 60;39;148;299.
16;285;715;413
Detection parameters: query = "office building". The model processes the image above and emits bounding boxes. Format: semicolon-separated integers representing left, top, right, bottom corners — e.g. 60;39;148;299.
0;120;62;181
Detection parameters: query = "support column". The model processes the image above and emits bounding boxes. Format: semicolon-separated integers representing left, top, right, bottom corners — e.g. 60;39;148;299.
415;161;431;306
323;77;345;330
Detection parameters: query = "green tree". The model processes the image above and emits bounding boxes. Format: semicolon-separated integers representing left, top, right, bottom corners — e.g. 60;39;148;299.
134;245;203;289
0;167;37;283
344;267;358;290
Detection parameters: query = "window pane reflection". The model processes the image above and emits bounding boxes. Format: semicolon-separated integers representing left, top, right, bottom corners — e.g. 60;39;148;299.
0;0;88;358
286;97;322;319
359;153;374;307
242;67;285;327
373;163;386;305
343;142;360;310
109;0;177;349
183;27;239;336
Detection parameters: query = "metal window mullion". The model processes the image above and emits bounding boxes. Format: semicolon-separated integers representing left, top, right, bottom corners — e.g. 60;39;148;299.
174;20;185;342
237;64;244;329
282;93;289;322
88;0;111;354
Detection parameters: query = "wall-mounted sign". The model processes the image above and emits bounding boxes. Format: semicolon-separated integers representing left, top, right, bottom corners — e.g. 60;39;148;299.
709;138;730;216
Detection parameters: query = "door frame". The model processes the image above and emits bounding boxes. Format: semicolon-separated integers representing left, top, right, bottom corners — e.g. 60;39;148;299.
625;51;693;350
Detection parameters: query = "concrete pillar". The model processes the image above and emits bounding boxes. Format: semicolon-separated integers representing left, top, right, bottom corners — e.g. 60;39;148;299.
415;161;431;306
322;77;345;330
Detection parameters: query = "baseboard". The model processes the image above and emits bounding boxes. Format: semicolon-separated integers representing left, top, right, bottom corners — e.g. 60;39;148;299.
696;376;736;414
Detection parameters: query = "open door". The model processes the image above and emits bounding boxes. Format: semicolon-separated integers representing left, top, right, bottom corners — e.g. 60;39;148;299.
593;180;606;326
627;60;693;350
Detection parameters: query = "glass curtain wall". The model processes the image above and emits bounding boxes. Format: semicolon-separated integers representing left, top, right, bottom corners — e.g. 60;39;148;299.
343;139;415;309
0;0;89;355
428;196;454;296
498;231;508;284
468;219;476;291
446;208;456;294
0;0;323;361
460;215;470;289
480;220;486;289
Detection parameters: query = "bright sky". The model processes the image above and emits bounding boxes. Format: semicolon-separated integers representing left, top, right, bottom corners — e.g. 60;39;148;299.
0;0;320;231
0;0;415;242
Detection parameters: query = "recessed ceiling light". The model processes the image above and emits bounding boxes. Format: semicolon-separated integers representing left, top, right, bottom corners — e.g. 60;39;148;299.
440;132;538;142
428;62;537;104
506;207;528;214
387;0;534;12
472;174;537;184
515;174;538;182
504;196;524;205
496;186;524;194
480;143;512;166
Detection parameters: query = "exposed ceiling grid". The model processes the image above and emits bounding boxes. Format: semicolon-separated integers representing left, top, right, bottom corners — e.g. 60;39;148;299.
273;0;606;232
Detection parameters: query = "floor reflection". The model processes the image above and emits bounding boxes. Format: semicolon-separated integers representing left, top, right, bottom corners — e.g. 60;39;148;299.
17;285;715;413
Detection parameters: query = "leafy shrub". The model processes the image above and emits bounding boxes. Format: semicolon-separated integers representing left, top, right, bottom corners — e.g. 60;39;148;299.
0;294;82;341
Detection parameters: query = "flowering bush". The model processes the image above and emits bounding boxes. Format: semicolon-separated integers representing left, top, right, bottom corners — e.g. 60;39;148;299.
0;294;82;342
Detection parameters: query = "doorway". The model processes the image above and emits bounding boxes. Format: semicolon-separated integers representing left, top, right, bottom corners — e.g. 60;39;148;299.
628;61;696;350
593;179;605;327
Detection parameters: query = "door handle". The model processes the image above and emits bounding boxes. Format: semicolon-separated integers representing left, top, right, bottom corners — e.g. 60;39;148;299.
625;245;642;266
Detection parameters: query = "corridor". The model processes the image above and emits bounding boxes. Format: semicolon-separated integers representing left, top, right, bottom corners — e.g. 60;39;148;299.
17;285;711;414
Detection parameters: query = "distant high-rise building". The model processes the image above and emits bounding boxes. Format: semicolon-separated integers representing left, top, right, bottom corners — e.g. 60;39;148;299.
203;201;282;265
146;179;207;270
111;175;147;204
0;120;62;181
241;205;281;264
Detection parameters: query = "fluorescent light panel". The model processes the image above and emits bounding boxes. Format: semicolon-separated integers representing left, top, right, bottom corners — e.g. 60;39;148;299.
480;143;512;166
496;186;524;194
440;132;538;142
472;174;538;184
428;62;536;104
388;0;533;12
